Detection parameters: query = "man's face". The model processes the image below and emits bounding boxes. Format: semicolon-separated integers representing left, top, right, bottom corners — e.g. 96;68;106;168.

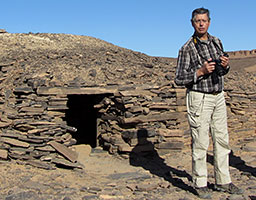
192;13;210;36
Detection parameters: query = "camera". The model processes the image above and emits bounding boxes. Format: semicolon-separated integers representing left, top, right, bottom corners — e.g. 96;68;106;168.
211;53;229;84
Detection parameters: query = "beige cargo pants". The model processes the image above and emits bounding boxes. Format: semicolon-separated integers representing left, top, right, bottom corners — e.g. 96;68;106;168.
186;90;232;188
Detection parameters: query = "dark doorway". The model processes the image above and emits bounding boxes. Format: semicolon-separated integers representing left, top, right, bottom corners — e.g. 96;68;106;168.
65;94;107;148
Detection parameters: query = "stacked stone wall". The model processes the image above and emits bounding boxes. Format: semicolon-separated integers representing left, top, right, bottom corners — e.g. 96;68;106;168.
0;78;255;168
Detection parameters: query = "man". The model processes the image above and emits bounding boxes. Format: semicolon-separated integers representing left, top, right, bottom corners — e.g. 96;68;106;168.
175;7;243;199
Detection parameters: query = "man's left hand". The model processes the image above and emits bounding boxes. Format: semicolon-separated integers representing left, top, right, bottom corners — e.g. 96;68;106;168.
220;55;229;68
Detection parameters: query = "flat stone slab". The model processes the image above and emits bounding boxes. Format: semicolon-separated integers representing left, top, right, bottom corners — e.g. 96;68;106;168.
49;141;78;162
37;87;117;95
0;137;30;148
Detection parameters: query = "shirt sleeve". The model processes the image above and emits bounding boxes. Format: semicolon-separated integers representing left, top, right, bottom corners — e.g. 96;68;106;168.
174;48;198;86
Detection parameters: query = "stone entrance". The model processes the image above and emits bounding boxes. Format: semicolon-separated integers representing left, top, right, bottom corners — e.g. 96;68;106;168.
65;94;107;148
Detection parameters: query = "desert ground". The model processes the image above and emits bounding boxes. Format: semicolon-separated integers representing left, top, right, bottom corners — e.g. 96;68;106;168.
1;138;256;200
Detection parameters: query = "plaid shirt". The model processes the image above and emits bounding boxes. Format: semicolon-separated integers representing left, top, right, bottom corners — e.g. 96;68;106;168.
175;33;229;93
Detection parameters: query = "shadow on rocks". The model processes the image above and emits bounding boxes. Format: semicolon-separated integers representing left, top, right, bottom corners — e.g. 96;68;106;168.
207;150;256;177
129;129;195;195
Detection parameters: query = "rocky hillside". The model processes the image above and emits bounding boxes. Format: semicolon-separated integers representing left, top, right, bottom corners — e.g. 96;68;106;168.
0;31;176;90
0;31;254;93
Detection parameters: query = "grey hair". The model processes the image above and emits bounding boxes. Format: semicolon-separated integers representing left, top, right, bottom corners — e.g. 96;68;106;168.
191;7;211;22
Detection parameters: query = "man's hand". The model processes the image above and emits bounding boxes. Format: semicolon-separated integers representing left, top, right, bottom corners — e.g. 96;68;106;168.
220;55;229;68
196;58;215;77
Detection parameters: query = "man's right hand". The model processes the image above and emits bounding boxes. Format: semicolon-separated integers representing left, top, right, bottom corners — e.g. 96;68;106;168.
196;59;215;77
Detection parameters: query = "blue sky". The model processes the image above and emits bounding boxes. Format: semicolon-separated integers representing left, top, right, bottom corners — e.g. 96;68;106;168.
0;0;255;57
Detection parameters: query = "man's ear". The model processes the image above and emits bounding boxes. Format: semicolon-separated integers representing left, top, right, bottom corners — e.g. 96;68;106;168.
191;20;195;28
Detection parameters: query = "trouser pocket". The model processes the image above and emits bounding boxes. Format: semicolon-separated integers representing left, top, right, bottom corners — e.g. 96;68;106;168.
186;90;205;128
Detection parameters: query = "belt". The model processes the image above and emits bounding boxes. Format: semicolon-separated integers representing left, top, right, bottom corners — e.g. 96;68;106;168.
212;91;222;95
204;91;222;95
188;90;222;95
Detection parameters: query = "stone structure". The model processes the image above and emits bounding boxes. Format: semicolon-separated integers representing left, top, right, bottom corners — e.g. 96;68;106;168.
0;32;255;169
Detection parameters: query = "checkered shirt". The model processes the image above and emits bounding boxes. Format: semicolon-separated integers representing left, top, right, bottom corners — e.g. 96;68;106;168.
174;34;229;93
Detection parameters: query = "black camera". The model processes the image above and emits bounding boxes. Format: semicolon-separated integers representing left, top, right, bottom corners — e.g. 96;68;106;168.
211;53;229;84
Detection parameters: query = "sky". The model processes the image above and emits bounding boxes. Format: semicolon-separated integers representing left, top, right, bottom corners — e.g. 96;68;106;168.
0;0;255;58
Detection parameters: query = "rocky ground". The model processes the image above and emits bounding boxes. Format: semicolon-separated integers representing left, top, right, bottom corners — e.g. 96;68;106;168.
1;139;256;200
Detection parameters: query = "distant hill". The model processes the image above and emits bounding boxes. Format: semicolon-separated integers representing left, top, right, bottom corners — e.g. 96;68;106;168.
228;50;256;72
228;49;256;58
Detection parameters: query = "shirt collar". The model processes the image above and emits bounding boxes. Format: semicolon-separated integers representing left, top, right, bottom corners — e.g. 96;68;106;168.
193;33;214;45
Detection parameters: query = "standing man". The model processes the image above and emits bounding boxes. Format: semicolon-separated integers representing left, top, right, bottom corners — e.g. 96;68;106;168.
175;7;243;199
